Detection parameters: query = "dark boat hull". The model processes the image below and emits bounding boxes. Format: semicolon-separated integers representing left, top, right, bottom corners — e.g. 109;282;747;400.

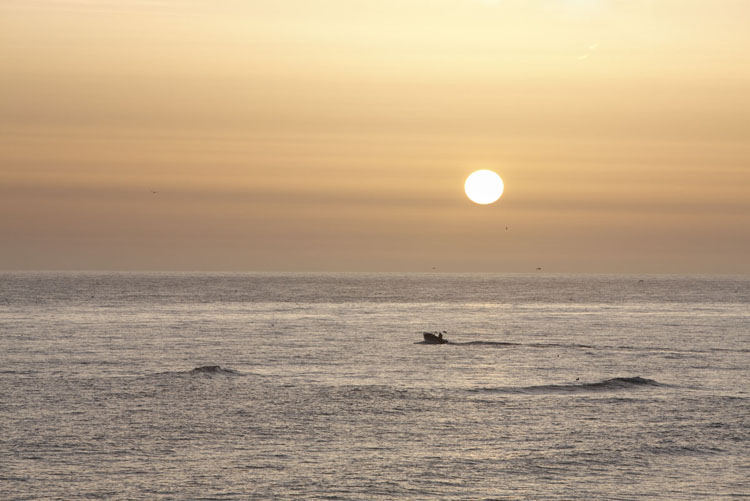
423;332;449;344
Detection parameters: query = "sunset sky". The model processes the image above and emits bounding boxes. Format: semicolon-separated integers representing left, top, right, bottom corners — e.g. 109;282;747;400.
2;0;749;272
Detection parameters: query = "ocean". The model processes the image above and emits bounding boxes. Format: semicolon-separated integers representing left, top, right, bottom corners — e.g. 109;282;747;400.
1;272;748;499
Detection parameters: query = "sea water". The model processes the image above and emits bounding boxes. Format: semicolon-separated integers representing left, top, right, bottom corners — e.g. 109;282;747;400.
0;272;748;499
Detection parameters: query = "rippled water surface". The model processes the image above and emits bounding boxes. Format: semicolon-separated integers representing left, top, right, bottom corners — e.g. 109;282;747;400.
1;273;748;499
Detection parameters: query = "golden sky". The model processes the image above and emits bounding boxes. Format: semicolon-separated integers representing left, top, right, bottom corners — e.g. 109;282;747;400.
2;0;749;272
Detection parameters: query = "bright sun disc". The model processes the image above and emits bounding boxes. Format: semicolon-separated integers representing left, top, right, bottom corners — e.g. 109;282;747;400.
465;169;504;205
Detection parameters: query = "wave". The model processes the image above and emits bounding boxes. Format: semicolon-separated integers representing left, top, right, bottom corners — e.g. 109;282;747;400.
453;341;518;347
149;365;247;379
416;337;748;355
527;342;594;349
581;376;661;389
415;340;518;346
0;369;35;375
643;444;725;456
472;376;662;394
188;365;240;376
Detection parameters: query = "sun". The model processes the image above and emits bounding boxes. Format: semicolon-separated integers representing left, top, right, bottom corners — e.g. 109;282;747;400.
465;169;504;205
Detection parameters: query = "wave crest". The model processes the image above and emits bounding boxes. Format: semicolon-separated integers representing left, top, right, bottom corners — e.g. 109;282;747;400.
473;376;661;394
188;365;240;376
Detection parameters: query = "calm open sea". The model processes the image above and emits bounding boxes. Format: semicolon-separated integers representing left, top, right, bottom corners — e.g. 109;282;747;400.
1;272;748;499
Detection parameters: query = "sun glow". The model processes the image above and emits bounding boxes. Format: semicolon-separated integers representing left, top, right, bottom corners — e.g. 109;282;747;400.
464;170;504;205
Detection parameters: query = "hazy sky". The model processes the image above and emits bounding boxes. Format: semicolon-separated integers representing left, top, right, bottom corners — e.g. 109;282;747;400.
2;0;749;272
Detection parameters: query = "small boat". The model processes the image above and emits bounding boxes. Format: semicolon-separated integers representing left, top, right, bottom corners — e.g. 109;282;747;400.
423;332;449;344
